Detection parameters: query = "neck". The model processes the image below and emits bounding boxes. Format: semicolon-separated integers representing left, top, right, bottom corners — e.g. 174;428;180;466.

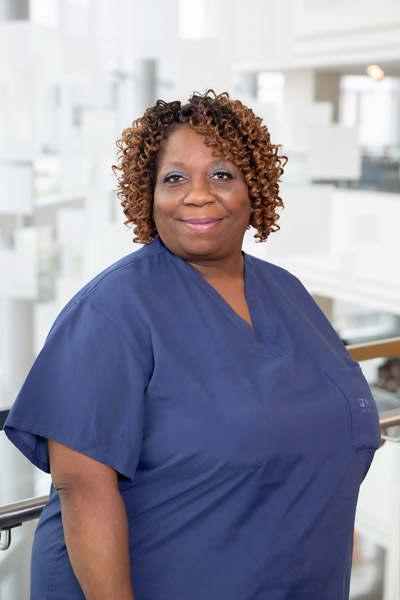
187;252;245;283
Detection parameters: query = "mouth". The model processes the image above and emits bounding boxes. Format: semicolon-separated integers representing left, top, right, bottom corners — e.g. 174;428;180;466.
182;217;223;232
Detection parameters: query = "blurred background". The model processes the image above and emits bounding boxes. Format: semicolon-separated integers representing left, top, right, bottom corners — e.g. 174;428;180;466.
0;0;399;598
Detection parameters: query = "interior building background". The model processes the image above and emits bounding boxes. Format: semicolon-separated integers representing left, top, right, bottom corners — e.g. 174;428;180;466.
0;0;399;598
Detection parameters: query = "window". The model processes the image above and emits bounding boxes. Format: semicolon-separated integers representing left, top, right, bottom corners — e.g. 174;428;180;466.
340;75;400;152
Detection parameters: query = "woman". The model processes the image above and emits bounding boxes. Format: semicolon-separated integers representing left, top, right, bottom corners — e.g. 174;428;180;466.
5;90;381;600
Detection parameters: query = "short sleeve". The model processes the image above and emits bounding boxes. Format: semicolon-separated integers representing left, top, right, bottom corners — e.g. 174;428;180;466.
4;298;151;482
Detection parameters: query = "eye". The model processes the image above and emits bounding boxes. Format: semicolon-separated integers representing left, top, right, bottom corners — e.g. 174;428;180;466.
163;172;186;183
210;169;233;181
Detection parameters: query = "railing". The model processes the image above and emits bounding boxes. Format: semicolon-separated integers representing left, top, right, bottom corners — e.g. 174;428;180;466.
0;496;49;551
1;336;399;550
347;336;400;362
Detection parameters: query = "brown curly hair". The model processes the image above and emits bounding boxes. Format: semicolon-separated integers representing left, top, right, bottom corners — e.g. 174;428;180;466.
113;90;287;244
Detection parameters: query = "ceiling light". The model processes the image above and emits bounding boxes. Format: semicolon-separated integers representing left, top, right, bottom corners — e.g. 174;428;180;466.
366;65;385;81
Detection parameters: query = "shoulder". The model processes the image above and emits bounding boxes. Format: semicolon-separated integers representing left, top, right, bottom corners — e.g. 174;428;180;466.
79;237;167;300
50;237;168;334
246;252;351;359
245;252;307;294
245;252;325;321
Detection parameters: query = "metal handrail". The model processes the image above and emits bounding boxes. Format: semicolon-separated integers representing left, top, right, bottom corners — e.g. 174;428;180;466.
0;495;49;530
380;408;400;443
0;495;49;550
379;408;400;429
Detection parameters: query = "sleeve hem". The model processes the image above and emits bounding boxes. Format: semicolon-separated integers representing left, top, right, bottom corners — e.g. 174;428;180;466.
4;425;137;482
4;427;50;473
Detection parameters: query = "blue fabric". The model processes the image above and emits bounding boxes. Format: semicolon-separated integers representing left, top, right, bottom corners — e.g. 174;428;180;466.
5;236;381;600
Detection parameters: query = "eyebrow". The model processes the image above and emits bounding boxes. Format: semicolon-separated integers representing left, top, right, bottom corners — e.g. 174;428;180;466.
158;159;230;171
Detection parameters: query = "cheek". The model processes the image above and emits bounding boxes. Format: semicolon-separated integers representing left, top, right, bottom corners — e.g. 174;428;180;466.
152;200;165;232
153;190;179;212
152;200;179;238
238;193;252;217
152;195;169;220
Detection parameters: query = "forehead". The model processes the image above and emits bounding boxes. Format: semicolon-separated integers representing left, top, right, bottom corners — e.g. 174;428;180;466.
156;124;220;168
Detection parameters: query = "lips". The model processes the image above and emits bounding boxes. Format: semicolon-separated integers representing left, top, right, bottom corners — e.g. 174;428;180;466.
183;217;223;233
185;218;222;224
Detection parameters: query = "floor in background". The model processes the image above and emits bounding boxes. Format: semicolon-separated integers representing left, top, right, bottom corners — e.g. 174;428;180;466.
350;534;385;600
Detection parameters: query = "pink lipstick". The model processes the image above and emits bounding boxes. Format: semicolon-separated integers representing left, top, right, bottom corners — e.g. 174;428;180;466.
183;217;222;232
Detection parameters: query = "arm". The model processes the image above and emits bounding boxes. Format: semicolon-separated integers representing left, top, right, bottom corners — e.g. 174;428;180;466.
49;440;135;600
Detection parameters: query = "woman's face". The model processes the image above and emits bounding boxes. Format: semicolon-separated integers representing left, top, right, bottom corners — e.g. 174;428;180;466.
153;124;251;265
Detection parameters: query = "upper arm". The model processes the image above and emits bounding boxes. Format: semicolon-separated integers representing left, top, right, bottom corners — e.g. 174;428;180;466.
5;299;149;482
49;439;119;496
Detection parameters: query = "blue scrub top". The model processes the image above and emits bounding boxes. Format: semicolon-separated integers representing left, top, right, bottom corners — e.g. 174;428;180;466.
5;236;381;600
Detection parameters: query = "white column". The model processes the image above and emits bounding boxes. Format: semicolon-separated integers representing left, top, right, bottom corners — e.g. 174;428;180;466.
314;72;341;123
135;59;157;115
0;0;29;20
282;69;316;151
0;299;34;408
235;71;258;99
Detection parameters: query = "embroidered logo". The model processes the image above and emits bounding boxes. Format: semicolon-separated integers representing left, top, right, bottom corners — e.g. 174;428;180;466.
358;397;372;414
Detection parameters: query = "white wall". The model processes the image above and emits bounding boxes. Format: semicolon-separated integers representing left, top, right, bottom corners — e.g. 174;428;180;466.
244;185;400;316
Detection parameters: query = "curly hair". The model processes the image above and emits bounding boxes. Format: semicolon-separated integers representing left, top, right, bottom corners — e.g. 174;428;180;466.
112;90;287;244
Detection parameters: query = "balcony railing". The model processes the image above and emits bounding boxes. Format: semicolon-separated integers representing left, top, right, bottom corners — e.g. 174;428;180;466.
1;336;400;550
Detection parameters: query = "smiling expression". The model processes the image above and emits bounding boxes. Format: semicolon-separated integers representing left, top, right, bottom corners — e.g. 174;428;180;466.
153;124;252;265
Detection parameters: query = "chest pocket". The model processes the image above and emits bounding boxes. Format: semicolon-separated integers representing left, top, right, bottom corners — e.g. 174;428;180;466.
161;384;267;475
325;366;381;451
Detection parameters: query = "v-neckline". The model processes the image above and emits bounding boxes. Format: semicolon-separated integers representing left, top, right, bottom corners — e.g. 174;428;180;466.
169;248;280;357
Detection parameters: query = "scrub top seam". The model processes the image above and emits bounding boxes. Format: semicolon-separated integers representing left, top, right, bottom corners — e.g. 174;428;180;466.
79;245;168;299
52;296;154;387
325;370;355;450
45;243;168;340
244;252;295;281
79;297;142;351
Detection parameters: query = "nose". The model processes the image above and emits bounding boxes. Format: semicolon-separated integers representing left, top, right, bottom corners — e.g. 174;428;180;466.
183;177;216;206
